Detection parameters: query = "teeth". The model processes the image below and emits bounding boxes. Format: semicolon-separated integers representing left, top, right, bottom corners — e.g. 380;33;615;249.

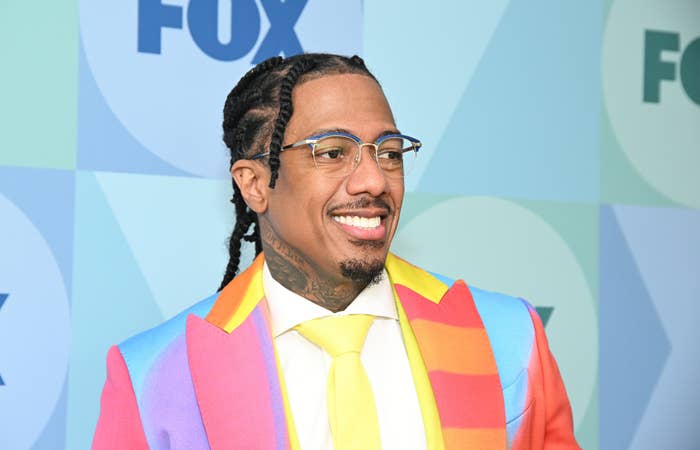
333;215;381;229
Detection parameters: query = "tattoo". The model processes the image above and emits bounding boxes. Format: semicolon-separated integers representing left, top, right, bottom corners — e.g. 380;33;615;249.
260;223;366;312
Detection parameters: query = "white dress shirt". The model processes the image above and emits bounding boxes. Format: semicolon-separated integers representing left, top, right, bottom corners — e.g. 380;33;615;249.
262;263;427;450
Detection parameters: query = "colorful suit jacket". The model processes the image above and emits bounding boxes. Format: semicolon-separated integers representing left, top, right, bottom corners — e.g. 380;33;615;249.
93;253;579;450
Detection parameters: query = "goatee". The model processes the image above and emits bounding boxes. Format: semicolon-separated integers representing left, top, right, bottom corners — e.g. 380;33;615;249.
339;258;385;288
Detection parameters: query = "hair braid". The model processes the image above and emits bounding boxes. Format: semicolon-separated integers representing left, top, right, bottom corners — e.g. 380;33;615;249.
217;54;379;290
218;184;257;291
350;55;367;68
266;59;314;188
225;56;283;107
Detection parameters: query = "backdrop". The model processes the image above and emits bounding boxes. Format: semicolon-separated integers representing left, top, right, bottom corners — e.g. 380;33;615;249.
1;1;699;449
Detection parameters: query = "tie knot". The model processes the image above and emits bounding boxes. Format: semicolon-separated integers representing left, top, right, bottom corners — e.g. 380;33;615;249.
295;314;374;357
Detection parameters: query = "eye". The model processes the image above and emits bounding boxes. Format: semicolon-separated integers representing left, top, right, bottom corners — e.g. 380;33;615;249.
314;146;346;160
377;149;404;161
377;137;409;163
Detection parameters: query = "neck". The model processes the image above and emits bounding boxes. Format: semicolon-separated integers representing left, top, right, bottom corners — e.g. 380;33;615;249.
260;225;363;312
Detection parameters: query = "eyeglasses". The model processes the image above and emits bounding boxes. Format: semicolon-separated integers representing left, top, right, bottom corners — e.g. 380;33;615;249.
250;131;422;178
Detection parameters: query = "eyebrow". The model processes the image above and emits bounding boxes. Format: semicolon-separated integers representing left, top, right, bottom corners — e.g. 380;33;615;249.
310;128;402;139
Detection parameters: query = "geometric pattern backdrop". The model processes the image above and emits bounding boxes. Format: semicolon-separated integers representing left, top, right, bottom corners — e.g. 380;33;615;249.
1;1;698;449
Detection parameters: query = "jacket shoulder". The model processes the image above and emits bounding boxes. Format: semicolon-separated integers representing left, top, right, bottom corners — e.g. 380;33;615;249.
117;292;218;394
468;286;536;385
428;270;537;389
433;272;538;425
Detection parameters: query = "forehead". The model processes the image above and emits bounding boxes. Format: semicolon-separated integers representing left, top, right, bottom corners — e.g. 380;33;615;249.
284;73;397;142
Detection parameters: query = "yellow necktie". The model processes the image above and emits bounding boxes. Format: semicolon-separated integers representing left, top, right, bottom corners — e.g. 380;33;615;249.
295;314;381;450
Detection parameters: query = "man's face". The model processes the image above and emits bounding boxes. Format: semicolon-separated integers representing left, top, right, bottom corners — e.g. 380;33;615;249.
262;73;404;285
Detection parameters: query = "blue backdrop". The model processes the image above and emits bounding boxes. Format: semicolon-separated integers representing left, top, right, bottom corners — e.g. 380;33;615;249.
1;1;699;449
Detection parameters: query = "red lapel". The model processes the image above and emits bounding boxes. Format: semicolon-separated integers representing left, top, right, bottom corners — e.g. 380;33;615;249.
389;254;507;449
187;253;507;449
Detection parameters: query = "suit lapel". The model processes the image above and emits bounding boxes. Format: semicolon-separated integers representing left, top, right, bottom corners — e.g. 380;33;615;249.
186;252;506;449
187;255;291;450
387;254;507;450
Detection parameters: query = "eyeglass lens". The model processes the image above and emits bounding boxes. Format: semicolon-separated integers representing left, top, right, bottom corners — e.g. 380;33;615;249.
311;136;416;178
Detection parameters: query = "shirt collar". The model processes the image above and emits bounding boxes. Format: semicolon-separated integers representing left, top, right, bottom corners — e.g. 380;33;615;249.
262;262;398;338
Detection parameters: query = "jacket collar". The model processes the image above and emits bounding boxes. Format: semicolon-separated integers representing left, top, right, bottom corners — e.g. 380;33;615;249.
205;253;266;332
385;253;449;303
188;253;505;450
204;252;446;331
189;254;292;449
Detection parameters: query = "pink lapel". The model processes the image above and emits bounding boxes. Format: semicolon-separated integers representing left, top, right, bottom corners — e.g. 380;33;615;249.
186;255;290;449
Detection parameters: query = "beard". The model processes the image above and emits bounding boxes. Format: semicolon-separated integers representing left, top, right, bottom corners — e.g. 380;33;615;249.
339;257;385;288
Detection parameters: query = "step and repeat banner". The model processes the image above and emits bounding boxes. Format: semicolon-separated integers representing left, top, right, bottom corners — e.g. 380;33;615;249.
1;1;698;449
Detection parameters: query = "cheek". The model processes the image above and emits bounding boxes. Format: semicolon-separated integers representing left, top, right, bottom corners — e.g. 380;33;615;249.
390;182;405;214
268;174;332;236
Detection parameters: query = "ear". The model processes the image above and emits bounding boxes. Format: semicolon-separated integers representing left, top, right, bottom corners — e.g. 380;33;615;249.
231;159;269;213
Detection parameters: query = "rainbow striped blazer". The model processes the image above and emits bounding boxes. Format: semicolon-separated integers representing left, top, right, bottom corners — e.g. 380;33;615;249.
93;253;579;450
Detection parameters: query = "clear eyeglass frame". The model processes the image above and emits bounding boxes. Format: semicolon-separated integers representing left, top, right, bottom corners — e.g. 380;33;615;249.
250;131;422;178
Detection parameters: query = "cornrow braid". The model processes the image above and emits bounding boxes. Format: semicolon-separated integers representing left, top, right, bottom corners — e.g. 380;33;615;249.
218;54;378;290
350;54;367;68
267;58;314;188
222;56;284;160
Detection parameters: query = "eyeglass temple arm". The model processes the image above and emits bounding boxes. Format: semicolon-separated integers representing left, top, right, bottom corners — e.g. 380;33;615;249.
250;139;314;160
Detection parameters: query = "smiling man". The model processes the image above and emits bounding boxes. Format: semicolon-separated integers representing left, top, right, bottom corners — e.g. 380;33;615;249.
93;54;580;450
237;69;405;314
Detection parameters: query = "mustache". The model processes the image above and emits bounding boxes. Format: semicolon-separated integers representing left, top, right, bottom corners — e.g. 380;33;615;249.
328;197;391;214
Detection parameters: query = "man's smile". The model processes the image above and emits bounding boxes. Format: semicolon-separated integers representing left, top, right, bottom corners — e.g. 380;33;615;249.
328;196;392;241
332;215;382;228
331;213;388;240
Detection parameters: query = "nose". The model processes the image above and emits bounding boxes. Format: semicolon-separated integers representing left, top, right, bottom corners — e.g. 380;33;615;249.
345;144;390;197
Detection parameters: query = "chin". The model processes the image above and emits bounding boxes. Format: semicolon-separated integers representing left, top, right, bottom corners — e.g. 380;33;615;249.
349;238;386;250
339;257;385;287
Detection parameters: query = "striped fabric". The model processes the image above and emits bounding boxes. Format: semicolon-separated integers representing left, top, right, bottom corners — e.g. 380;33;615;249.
97;253;581;449
386;254;507;450
201;255;295;449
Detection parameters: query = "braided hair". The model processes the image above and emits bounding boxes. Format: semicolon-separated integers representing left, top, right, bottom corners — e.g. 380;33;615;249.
218;54;377;291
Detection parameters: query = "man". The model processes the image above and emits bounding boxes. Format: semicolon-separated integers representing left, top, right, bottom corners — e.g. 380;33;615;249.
93;54;580;449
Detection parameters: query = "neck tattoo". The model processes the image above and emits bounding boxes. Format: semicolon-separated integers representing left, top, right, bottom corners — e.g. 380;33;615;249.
261;225;363;312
